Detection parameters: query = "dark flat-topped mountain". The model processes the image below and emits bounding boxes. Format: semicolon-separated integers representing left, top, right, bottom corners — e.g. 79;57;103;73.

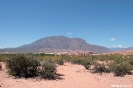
0;36;110;53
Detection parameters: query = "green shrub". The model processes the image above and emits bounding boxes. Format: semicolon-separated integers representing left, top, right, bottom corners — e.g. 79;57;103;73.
129;58;133;66
27;57;40;77
113;62;132;77
41;59;56;79
92;63;110;74
0;56;8;62
71;59;81;64
114;58;124;64
56;57;64;65
6;55;40;78
99;55;109;61
108;62;116;72
71;57;84;65
82;59;92;70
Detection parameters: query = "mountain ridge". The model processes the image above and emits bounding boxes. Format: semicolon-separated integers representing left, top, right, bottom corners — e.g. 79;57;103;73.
110;46;133;51
0;36;110;53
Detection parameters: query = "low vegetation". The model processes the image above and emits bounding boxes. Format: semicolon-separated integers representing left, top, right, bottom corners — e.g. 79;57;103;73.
113;62;132;76
41;59;56;79
6;55;40;78
55;56;64;65
92;62;110;74
6;55;57;79
82;58;92;70
0;53;133;79
0;63;2;70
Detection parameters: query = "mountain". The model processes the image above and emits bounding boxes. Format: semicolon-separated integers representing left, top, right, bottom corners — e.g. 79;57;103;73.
110;46;133;51
0;36;110;53
110;48;124;51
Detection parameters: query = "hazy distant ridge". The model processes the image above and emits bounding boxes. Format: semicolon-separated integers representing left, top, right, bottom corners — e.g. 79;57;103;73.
110;46;133;51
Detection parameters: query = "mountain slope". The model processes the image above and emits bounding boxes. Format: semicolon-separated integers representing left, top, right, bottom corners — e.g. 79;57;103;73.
0;36;110;53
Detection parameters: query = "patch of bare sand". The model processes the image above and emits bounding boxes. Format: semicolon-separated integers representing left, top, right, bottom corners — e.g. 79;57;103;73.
0;62;133;88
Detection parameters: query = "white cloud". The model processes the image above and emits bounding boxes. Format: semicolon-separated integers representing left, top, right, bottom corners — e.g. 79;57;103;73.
110;38;116;41
118;45;122;47
112;45;122;48
67;32;72;35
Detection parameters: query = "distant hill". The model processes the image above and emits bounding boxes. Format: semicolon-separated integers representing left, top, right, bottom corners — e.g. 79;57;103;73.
0;36;110;53
110;46;133;51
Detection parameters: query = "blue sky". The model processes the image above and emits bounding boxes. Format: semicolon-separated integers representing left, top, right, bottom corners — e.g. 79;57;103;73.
0;0;133;48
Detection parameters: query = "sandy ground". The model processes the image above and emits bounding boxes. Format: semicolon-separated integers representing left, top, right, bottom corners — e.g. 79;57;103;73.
0;62;133;88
